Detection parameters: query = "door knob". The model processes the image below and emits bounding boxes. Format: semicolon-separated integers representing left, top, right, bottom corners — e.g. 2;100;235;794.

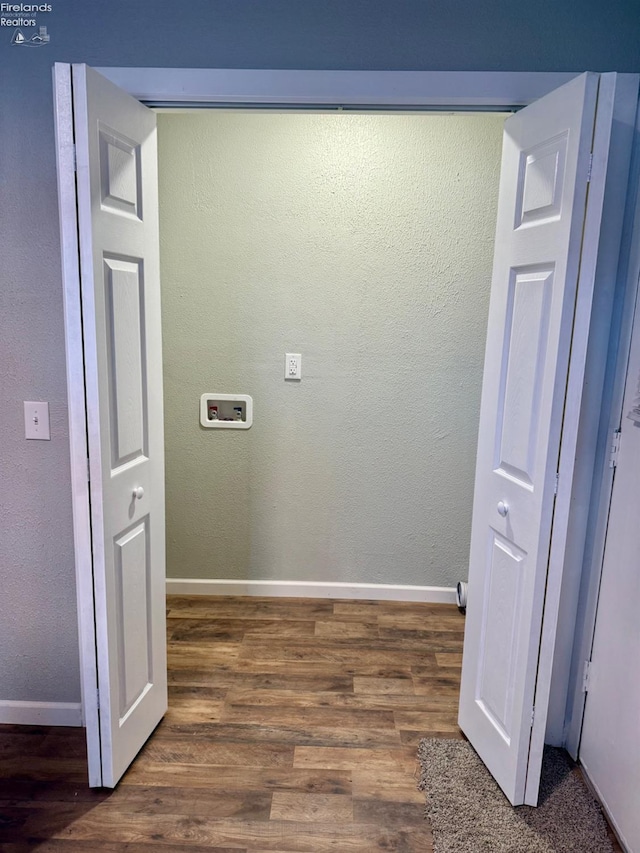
497;501;509;517
132;486;144;500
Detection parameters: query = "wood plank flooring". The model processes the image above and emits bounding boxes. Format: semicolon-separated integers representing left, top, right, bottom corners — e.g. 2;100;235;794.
0;596;465;851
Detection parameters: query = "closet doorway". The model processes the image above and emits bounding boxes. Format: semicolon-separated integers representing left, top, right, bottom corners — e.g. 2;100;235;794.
54;65;636;807
156;109;505;600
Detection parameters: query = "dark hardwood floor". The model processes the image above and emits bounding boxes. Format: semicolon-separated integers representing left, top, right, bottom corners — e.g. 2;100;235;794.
0;595;465;851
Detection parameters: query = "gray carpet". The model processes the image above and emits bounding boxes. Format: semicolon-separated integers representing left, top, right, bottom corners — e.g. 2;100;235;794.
417;738;614;853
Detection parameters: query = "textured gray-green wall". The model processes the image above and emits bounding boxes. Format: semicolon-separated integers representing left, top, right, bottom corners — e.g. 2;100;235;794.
158;112;504;587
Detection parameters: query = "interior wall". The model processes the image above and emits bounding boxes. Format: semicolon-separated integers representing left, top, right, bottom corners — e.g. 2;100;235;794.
158;111;504;587
2;0;639;706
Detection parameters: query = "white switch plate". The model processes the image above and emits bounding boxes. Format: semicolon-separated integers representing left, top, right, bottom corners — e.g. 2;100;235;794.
285;353;302;380
24;401;51;440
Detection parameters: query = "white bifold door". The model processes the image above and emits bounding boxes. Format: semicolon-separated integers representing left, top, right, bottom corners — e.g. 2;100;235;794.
54;63;167;787
54;64;632;793
459;72;633;806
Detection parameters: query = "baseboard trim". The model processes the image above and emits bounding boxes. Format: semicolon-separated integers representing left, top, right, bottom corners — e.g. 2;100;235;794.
166;578;457;603
579;759;631;853
0;700;83;727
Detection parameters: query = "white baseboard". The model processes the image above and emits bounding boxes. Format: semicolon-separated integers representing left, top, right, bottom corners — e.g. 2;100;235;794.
0;700;83;727
166;578;457;603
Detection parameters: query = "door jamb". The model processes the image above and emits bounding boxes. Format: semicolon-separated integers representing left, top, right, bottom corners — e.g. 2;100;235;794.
563;91;640;758
93;68;580;110
53;62;102;786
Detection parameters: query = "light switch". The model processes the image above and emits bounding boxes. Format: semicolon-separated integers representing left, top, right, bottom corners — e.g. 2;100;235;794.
24;401;51;440
285;353;302;380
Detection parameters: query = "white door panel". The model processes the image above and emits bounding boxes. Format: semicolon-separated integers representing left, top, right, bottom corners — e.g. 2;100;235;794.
459;72;600;806
580;294;640;852
70;64;167;788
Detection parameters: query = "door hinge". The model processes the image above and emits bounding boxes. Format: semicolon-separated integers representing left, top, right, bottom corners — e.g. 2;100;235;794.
87;457;91;482
582;660;592;693
72;144;77;172
587;152;593;182
96;689;100;710
530;706;535;727
554;472;559;495
609;429;621;468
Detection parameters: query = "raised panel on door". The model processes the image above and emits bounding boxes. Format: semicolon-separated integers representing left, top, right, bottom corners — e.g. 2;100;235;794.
495;265;554;488
475;532;526;743
514;133;567;228
114;520;152;720
104;255;148;468
99;125;142;218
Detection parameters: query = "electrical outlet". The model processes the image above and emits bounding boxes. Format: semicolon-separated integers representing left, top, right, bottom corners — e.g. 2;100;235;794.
285;353;302;380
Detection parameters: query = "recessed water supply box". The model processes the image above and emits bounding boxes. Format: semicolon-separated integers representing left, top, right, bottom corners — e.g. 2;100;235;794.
199;394;253;429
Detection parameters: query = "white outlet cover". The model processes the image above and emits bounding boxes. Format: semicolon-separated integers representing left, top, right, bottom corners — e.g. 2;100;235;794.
24;401;51;440
285;353;302;380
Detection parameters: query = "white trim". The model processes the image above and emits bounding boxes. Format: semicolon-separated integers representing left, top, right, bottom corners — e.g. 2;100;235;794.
580;759;631;853
525;72;639;804
95;68;579;109
564;80;640;759
166;578;457;603
0;700;83;727
52;62;101;783
544;73;640;750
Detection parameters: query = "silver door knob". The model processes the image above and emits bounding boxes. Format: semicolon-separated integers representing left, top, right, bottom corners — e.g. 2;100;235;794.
497;501;509;517
132;486;144;500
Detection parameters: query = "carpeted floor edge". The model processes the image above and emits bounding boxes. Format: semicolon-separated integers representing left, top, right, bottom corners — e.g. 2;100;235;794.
417;738;614;853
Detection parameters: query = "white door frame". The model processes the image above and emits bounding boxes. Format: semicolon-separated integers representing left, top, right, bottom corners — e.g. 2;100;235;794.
94;69;579;109
563;96;640;757
537;74;639;748
56;67;637;784
54;63;101;783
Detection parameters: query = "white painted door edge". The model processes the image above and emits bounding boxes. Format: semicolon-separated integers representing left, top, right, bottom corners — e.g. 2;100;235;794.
166;578;457;604
52;62;101;781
